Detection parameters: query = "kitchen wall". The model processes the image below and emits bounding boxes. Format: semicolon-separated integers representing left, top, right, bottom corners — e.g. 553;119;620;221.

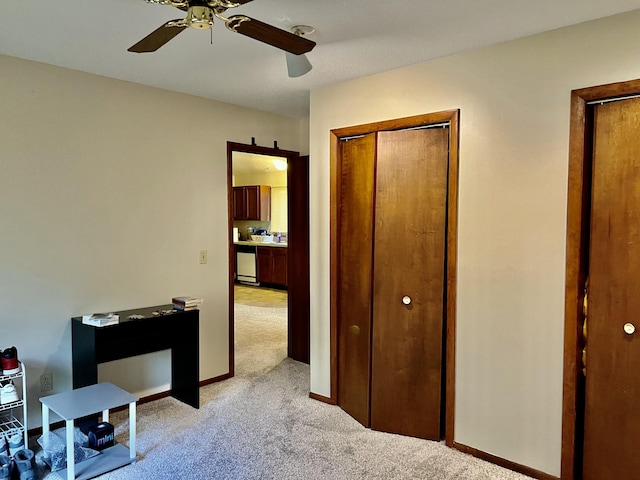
269;187;287;233
234;220;270;241
233;170;287;187
308;9;640;477
0;54;303;428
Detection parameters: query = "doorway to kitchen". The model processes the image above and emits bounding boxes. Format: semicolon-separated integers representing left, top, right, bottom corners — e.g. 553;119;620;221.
227;142;310;379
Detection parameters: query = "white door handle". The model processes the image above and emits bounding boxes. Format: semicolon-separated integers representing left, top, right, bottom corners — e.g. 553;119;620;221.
624;323;636;335
402;296;412;305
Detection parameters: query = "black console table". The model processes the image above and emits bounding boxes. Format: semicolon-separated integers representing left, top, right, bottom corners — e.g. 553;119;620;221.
72;305;199;409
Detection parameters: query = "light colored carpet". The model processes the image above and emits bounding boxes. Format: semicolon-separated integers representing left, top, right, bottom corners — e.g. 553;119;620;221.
38;303;533;480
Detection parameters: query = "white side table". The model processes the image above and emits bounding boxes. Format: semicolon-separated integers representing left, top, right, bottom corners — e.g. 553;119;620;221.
39;382;137;480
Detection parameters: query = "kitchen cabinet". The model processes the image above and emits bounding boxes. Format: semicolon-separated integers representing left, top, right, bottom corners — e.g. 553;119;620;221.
233;185;271;221
257;246;287;286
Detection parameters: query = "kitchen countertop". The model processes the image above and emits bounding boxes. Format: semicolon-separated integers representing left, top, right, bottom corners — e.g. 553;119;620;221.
234;241;288;248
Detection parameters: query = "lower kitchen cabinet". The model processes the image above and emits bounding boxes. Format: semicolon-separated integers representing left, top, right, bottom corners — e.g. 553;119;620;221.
257;247;287;287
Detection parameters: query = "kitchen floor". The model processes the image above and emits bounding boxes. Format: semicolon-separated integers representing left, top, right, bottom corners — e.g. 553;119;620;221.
234;284;287;308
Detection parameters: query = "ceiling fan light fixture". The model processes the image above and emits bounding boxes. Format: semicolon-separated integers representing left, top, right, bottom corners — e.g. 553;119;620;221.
187;6;214;29
286;52;313;78
286;25;315;78
273;159;287;171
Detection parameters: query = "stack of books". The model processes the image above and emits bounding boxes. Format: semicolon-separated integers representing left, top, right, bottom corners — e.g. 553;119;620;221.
82;312;120;327
172;296;203;311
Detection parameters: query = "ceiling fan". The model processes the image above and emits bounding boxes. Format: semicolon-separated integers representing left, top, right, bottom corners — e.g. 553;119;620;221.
128;0;316;55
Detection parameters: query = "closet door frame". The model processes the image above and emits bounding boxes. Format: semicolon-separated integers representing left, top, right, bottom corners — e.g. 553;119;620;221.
329;110;460;446
561;78;640;480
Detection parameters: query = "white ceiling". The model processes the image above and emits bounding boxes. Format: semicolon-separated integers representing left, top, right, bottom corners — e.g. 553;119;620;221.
2;1;640;118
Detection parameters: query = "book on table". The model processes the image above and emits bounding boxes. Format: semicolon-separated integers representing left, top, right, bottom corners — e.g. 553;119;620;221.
171;296;203;310
82;313;120;327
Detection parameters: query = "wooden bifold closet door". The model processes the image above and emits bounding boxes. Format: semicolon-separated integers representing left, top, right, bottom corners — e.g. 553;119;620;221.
582;97;640;480
337;133;376;427
337;126;449;440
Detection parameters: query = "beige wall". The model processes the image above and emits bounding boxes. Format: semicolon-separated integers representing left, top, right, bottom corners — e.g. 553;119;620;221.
0;54;302;428
298;117;310;156
308;9;640;477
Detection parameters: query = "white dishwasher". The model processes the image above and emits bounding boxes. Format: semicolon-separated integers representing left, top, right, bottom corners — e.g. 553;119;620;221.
236;244;258;284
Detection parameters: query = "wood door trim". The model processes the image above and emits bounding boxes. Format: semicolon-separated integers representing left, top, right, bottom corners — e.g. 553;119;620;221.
329;110;460;446
561;78;640;480
226;142;304;377
445;110;460;447
309;392;337;405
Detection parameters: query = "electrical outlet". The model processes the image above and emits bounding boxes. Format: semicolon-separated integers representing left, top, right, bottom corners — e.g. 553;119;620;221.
41;373;53;392
199;250;207;264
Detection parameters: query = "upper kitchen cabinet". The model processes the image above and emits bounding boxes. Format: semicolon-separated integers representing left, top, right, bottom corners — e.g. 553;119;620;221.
233;185;271;221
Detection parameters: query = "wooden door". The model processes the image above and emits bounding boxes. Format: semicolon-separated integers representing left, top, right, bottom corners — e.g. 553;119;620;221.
582;97;640;479
370;127;449;439
337;133;377;426
287;155;310;363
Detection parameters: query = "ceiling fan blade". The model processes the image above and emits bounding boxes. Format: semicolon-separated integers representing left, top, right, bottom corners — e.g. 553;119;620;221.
227;15;316;55
128;21;187;53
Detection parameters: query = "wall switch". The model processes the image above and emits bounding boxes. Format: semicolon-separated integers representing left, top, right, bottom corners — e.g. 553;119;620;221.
199;250;208;264
41;373;53;392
